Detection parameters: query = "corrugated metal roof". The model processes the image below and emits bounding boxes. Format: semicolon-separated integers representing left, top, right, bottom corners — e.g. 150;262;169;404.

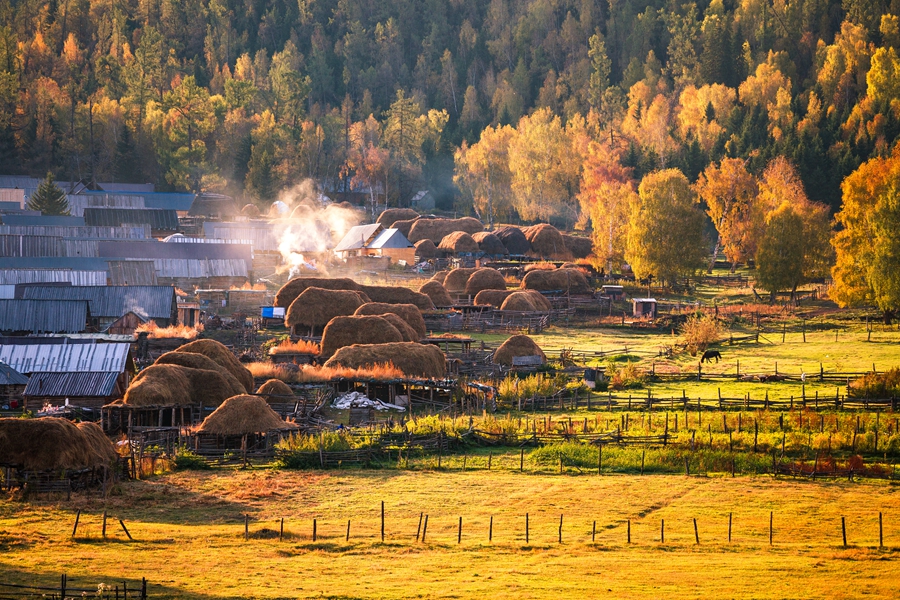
22;285;175;320
67;193;145;217
2;215;86;226
0;285;15;299
0;341;131;373
24;371;120;397
0;360;28;385
334;224;382;252
84;207;179;231
0;257;112;271
0;235;64;257
62;238;99;257
0;269;107;285
202;221;280;251
154;258;248;278
97;182;155;193
0;224;150;238
368;228;413;249
79;191;194;211
107;261;158;285
0;299;89;333
98;239;252;263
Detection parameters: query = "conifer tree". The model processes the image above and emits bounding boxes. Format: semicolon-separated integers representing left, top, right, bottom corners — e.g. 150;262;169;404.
27;172;70;216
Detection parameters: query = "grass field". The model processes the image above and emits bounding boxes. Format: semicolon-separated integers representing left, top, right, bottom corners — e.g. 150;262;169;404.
2;470;900;599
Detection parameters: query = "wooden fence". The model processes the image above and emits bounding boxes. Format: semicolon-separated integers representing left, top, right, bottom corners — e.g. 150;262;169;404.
0;575;147;600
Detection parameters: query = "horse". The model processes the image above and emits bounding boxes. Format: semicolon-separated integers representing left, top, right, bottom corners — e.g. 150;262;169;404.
701;350;721;363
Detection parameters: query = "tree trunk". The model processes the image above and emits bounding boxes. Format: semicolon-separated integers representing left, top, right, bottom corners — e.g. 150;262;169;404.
708;235;721;274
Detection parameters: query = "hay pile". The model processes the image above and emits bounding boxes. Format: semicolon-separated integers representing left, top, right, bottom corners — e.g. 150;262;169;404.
123;363;246;407
493;335;547;366
376;208;419;228
285;287;370;329
0;417;117;471
196;395;297;435
500;291;540;311
155;351;246;393
241;204;261;218
438;231;480;254
431;270;449;284
175;339;255;393
465;268;507;295
256;379;294;403
324;342;446;379
377;313;419;341
524;290;552;310
320;315;404;358
562;234;593;259
407;217;484;243
414;238;438;258
523;224;570;258
418;280;453;307
472;231;508;255
473;289;514;307
494;226;531;255
274;277;361;307
521;268;592;295
354;302;427;338
443;267;479;293
391;218;419;238
358;285;434;310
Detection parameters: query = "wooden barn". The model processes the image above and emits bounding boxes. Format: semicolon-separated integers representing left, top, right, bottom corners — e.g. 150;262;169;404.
334;224;415;266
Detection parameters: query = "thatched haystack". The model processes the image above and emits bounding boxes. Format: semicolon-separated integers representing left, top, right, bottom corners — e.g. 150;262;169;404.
438;231;480;254
241;204;261;218
473;289;513;307
500;292;538;311
377;313;419;341
443;267;479;293
376;208;419;228
320;315;404;358
124;364;193;407
494;227;531;255
354;302;427;338
155;351;246;394
493;335;547;366
0;417;117;471
256;379;294;403
418;280;453;307
175;339;255;393
562;234;593;259
196;395;297;435
523;224;570;258
324;342;446;378
431;270;449;284
274;277;361;308
414;238;438;258
392;218;419;238
524;290;553;310
407;217;484;243
472;231;508;255
285;287;370;330
521;268;592;295
524;262;557;273
358;285;434;310
465;268;507;295
77;422;119;466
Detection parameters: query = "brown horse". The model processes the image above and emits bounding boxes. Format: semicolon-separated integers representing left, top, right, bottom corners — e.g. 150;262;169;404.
701;350;721;363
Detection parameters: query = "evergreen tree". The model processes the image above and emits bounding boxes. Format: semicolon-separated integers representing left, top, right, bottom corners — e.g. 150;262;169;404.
27;172;70;216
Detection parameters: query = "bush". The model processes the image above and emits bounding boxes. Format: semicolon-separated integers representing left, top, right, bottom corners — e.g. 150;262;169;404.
606;361;646;389
531;442;598;468
679;313;724;355
849;368;900;398
173;448;209;470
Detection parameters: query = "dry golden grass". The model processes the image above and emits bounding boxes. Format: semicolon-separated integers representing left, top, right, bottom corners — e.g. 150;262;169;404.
246;361;405;382
133;321;203;339
268;338;320;355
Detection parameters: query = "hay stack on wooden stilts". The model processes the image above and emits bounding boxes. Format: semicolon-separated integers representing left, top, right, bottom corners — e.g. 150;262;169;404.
494;227;531;255
438;231;480;254
443;268;479;294
256;379;294;404
353;302;427;338
418;280;454;307
175;339;255;393
523;224;571;259
407;217;484;243
320;315;405;358
323;342;446;378
562;234;593;259
473;289;513;307
285;287;371;334
493;335;547;366
521;268;592;295
464;268;507;295
414;239;438;259
0;417;116;472
196;395;297;435
431;270;449;284
472;232;508;255
154;351;247;393
274;277;361;308
499;292;538;311
358;286;434;310
376;208;420;228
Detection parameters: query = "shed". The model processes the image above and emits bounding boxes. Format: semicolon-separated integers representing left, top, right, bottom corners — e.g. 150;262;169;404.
83;207;179;234
334;224;415;266
0;269;107;286
632;298;657;318
602;285;625;301
0;361;27;409
409;190;435;211
22;285;178;331
24;371;125;410
107;260;158;285
0;299;90;334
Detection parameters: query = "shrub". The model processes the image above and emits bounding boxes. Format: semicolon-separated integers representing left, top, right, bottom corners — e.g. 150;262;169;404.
606;361;646;389
173;448;209;470
849;368;900;398
679;313;724;355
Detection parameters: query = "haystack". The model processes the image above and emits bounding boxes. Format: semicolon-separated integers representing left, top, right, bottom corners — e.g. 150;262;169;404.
358;285;434;310
473;289;513;307
77;422;119;466
431;270;449;284
407;217;484;243
562;234;593;259
524;290;553;310
0;417;116;471
472;231;508;255
196;395;297;435
523;224;570;258
175;339;255;393
438;231;480;254
354;302;427;338
241;203;261;218
320;315;404;358
418;280;453;307
376;208;419;228
521;268;592;295
256;379;294;403
324;342;446;379
377;313;419;341
465;268;507;295
493;335;547;366
494;226;531;255
155;351;246;394
123;364;193;407
285;287;370;330
392;218;419;238
414;238;438;259
274;277;361;307
443;267;479;293
500;292;538;311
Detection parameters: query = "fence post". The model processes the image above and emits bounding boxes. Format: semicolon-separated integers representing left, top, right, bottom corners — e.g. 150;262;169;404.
879;512;883;549
244;514;249;541
728;512;732;542
526;513;529;544
693;518;699;544
842;517;847;548
71;509;81;537
627;519;631;543
769;512;773;546
381;501;385;542
660;519;665;544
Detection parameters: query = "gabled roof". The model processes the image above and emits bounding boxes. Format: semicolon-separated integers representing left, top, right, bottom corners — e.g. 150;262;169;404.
24;371;120;397
1;215;85;227
96;182;155;193
98;240;252;263
83;207;179;231
0;340;131;374
368;228;413;249
0;361;28;386
333;223;383;252
0;299;89;333
81;190;195;212
22;285;176;320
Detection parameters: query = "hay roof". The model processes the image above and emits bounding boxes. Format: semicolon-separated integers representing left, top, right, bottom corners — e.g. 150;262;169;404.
443;267;479;293
285;287;370;328
493;335;547;366
123;363;244;407
241;204;261;218
473;289;513;307
414;238;438;258
196;395;297;435
377;313;419;341
500;291;538;311
391;217;419;238
407;217;484;243
437;231;480;254
523;224;570;258
155;351;246;394
256;379;294;403
175;339;254;393
418;280;453;307
465;268;507;295
320;315;404;358
494;227;531;255
274;277;361;307
431;270;449;284
324;342;446;378
521;268;592;295
562;234;593;259
354;302;427;338
472;231;508;255
0;417;117;471
376;208;419;228
358;285;434;310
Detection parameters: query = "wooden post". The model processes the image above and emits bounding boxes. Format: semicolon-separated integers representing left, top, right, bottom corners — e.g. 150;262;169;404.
119;520;133;541
279;518;284;542
520;448;524;472
488;451;492;470
879;512;883;549
660;519;665;544
244;514;249;540
458;516;462;544
728;512;732;542
381;501;385;542
598;445;602;474
558;514;563;544
346;519;350;542
627;519;631;543
313;518;317;542
72;509;81;537
592;520;596;543
641;449;645;475
684;456;689;476
693;518;699;544
102;511;108;538
526;513;529;544
842;516;847;548
489;516;493;542
769;511;773;546
422;515;428;542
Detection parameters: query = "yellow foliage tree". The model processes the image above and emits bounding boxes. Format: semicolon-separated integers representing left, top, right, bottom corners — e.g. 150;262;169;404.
453;124;516;228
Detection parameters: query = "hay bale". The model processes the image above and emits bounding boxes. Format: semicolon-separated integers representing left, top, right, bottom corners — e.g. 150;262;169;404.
76;422;118;467
494;227;531;255
256;379;294;404
492;334;547;366
524;290;553;310
320;315;404;358
285;287;370;329
521;268;592;295
0;417;116;471
123;364;194;407
274;277;361;307
175;339;255;393
324;342;446;378
197;395;297;435
437;231;480;254
472;231;508;255
377;313;419;341
391;217;419;238
407;217;484;243
414;238;438;259
241;203;261;218
443;268;480;294
353;302;427;338
473;289;513;307
418;280;453;307
155;351;246;394
523;224;570;258
358;285;434;310
465;268;507;295
431;270;449;284
500;292;537;311
376;208;419;228
562;234;593;259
